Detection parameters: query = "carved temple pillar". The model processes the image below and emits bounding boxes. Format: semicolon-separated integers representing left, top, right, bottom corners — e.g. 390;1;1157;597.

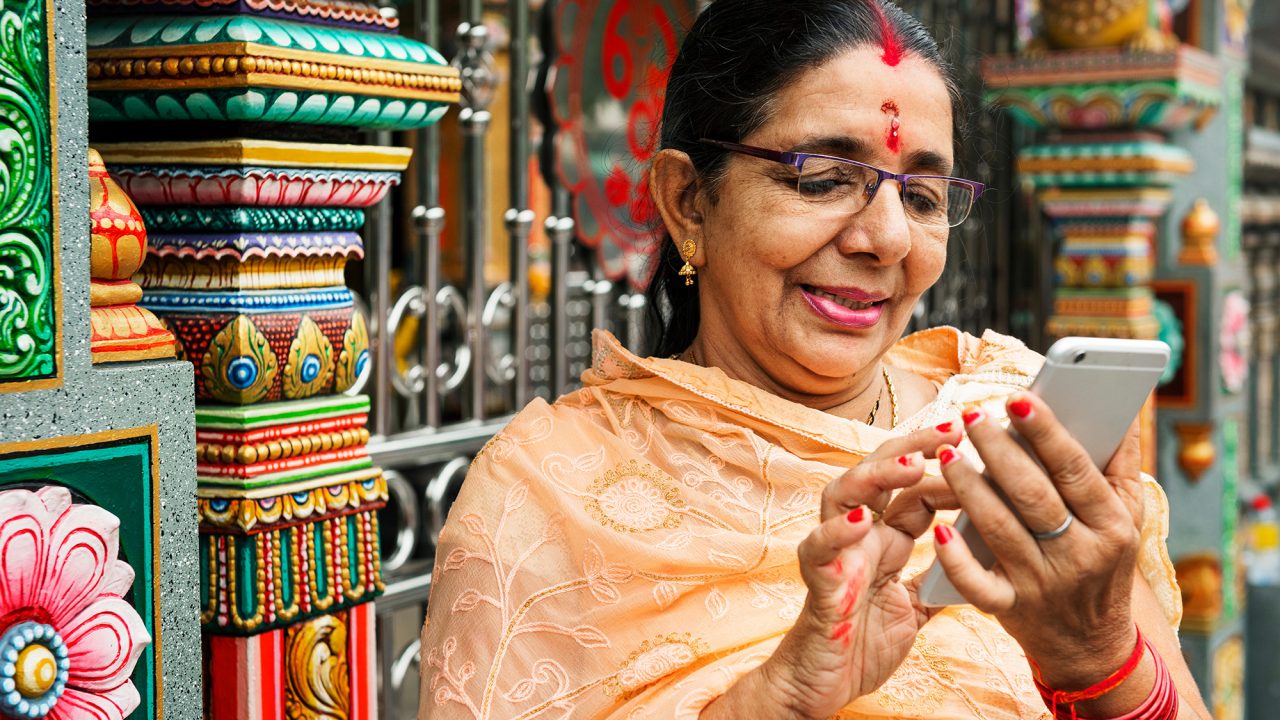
84;2;461;717
986;1;1253;709
0;0;200;718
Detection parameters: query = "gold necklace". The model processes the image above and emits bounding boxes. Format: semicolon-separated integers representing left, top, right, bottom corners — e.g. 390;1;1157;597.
867;366;899;428
673;350;900;428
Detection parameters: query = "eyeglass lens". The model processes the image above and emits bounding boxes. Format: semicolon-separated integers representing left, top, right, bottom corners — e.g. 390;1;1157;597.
796;156;973;227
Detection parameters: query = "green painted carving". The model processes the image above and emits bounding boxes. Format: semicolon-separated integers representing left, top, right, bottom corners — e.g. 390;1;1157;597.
87;14;460;129
0;0;55;382
86;15;448;64
0;433;161;719
140;207;366;233
1222;418;1239;622
984;80;1220;131
88;89;452;130
1152;297;1184;386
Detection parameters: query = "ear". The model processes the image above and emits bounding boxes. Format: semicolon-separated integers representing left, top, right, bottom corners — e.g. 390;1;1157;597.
650;149;708;267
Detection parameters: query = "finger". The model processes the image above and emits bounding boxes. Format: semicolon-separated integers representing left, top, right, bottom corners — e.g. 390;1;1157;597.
961;406;1072;537
931;523;1016;613
797;505;875;575
936;444;1040;567
1104;418;1145;531
880;472;958;539
1005;393;1127;526
862;420;966;464
1104;417;1142;482
821;452;924;521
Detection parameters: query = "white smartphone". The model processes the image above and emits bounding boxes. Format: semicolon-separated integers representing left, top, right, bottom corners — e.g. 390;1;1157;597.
915;336;1170;607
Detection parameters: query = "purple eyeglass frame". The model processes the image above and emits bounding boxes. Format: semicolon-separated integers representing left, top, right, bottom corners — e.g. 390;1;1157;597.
698;138;986;227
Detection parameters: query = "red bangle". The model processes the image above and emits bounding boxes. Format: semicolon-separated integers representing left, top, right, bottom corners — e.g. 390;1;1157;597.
1029;626;1146;719
1033;633;1180;720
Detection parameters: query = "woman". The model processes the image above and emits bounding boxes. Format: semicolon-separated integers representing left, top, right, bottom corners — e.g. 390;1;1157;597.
419;1;1209;718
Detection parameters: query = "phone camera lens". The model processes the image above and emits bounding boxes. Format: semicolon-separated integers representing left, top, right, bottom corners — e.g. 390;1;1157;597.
1073;352;1087;364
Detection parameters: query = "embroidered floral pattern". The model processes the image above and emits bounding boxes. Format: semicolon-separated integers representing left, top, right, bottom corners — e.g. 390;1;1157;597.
604;633;708;699
586;460;684;533
419;329;1180;720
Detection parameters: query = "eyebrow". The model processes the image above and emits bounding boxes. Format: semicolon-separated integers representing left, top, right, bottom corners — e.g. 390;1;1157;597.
788;136;955;176
788;136;869;158
903;149;953;176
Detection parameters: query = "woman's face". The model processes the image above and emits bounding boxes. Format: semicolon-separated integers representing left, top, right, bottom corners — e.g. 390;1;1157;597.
693;45;955;398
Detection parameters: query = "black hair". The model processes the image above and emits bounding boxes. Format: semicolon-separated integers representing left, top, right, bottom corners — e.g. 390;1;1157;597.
644;0;965;357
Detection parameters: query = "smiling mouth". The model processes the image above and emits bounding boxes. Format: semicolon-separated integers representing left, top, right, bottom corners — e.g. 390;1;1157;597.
803;286;884;311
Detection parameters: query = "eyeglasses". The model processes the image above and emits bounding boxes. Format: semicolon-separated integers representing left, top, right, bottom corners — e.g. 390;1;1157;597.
699;139;986;228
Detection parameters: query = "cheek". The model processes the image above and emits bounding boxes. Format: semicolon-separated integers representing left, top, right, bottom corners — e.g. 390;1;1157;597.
905;232;948;293
708;194;820;272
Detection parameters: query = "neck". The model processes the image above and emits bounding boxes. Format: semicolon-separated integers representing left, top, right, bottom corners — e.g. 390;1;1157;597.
684;332;887;423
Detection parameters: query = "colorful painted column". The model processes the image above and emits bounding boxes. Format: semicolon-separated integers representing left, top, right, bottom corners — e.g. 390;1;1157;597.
0;0;203;716
985;46;1219;473
986;2;1251;712
83;1;460;717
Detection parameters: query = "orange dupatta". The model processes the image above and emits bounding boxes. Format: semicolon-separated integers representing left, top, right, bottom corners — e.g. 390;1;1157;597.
419;328;1181;719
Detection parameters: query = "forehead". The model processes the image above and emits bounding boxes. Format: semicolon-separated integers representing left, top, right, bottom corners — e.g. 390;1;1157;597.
747;45;954;166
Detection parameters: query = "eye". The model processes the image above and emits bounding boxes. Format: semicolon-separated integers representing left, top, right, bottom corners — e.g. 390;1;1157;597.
903;180;947;216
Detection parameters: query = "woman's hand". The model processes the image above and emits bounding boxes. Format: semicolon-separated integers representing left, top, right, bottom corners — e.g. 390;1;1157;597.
932;393;1144;690
703;422;964;720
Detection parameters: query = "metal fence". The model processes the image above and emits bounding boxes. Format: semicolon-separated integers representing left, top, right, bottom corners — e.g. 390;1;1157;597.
356;0;1021;714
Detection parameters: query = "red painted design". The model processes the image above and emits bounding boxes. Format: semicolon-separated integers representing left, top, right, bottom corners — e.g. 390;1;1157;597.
196;445;369;479
869;1;903;66
939;447;959;466
830;621;853;643
881;100;901;154
962;409;983;426
897;454;912;467
831;557;844;575
553;0;698;286
348;603;377;719
935;422;953;434
847;506;864;523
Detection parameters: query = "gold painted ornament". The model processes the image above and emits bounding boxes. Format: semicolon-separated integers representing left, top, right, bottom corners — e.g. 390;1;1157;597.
87;147;176;363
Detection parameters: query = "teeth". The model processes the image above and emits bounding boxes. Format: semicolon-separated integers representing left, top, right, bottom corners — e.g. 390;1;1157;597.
811;288;875;310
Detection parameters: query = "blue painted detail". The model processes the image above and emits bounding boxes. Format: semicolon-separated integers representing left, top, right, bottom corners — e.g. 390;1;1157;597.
209;499;231;513
141;287;354;313
354;349;369;378
300;354;322;383
0;623;69;719
226;357;259;390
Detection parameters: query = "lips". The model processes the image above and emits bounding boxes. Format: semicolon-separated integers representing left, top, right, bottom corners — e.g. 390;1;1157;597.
801;285;886;328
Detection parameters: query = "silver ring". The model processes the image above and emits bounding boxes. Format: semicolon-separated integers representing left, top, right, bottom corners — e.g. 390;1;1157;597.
1031;512;1075;541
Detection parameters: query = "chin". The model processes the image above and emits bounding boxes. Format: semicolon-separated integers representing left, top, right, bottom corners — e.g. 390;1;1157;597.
792;334;885;380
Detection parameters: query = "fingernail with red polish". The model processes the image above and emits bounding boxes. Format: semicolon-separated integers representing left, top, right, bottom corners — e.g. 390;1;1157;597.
934;524;953;545
938;447;960;466
936;422;954;434
962;409;983;426
1009;397;1033;419
847;506;865;523
897;454;914;467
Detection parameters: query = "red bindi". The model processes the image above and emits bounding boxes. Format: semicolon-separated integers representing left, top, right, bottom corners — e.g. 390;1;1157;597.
881;100;902;154
868;2;904;66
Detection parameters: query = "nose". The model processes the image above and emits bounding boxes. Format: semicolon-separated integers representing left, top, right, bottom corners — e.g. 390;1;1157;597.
832;179;913;265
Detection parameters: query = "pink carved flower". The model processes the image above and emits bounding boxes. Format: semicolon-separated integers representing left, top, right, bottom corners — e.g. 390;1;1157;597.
0;486;150;720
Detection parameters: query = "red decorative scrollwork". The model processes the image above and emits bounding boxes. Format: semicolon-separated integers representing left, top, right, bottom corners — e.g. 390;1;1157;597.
552;0;697;288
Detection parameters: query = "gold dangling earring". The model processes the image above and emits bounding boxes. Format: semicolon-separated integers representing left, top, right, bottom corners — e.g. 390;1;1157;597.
678;237;697;286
